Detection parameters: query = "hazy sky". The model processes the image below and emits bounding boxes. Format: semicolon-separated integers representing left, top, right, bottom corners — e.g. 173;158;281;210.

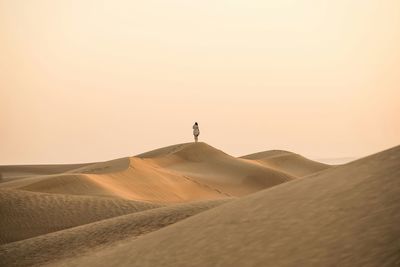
1;0;399;164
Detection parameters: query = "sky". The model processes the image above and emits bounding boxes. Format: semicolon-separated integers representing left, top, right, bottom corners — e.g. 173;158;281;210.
1;0;399;164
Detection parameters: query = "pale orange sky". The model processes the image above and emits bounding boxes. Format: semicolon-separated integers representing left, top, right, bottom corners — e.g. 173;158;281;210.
1;0;399;164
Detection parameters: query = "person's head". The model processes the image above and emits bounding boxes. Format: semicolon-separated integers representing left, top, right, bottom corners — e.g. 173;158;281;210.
195;122;198;125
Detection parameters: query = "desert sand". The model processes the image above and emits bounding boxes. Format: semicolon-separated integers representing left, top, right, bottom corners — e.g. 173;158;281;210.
240;150;330;177
0;142;399;267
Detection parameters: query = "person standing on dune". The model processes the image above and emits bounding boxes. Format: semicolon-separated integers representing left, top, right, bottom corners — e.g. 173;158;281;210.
193;122;200;143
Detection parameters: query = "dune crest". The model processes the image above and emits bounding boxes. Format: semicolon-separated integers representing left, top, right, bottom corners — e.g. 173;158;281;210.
241;149;330;177
139;142;294;196
1;143;296;203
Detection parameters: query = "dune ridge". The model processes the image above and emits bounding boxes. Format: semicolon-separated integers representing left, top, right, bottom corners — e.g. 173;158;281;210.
138;142;295;196
1;143;296;203
0;158;130;183
0;163;91;181
1;158;228;203
241;150;330;177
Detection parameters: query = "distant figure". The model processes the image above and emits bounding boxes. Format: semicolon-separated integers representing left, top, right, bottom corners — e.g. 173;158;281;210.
193;122;200;142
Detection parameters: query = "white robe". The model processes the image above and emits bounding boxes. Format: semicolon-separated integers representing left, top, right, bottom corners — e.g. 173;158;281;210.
193;124;200;137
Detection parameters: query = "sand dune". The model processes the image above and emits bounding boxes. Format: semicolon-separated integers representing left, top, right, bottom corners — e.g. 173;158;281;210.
2;142;397;267
0;163;90;181
138;142;294;196
0;189;160;244
0;143;294;202
0;158;130;181
0;173;130;199
0;158;228;203
241;150;331;177
51;145;400;267
68;157;131;174
0;198;230;267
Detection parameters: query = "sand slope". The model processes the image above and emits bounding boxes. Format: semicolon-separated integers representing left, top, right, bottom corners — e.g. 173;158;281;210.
0;199;230;267
0;173;131;199
241;150;330;177
0;189;160;244
0;163;90;181
0;143;294;202
138;142;294;196
0;158;130;182
53;145;400;267
0;158;228;203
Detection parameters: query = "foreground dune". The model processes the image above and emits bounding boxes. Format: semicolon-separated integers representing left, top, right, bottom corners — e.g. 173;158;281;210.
0;189;160;244
50;145;400;267
0;199;230;267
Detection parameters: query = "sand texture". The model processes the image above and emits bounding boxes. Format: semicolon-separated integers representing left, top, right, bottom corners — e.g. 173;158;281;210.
1;142;399;267
241;149;331;177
